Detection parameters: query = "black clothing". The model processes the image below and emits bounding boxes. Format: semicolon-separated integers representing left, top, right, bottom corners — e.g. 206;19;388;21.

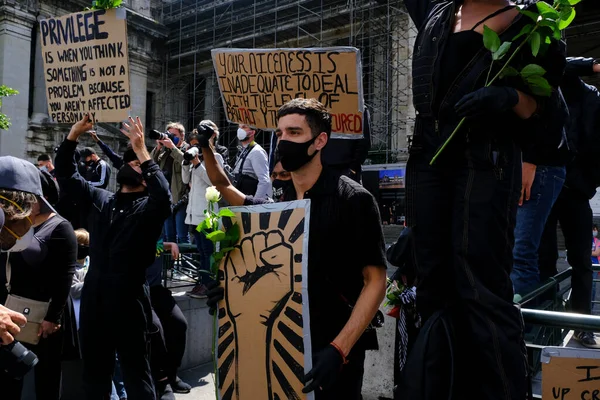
0;328;65;400
215;144;230;167
55;138;171;400
149;285;188;381
321;108;371;182
85;159;111;189
246;168;387;352
0;215;77;324
560;61;600;200
400;2;566;399
539;187;593;315
315;349;365;400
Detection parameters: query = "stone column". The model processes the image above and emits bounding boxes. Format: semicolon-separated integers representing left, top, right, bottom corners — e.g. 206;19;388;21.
0;5;36;158
129;51;150;124
30;28;50;126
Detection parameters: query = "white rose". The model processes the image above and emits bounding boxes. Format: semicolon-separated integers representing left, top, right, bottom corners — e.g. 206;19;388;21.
205;186;221;203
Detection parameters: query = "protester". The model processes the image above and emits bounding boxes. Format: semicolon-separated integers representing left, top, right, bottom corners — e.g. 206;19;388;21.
55;114;171;399
146;240;191;398
271;159;292;202
152;122;190;244
0;169;77;400
201;98;387;399
197;120;230;166
400;0;567;398
232;124;271;198
182;126;224;298
80;147;111;189
539;57;600;348
0;156;57;344
37;154;56;177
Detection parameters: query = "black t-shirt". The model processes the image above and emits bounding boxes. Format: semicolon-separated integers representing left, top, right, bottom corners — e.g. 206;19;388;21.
0;215;77;324
245;167;387;352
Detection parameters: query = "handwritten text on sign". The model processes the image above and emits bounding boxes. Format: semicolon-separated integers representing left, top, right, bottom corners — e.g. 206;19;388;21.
212;48;363;135
543;356;600;399
40;9;131;123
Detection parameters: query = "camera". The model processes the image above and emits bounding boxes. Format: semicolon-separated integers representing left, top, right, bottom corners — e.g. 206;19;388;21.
172;193;189;214
183;146;201;163
0;341;38;379
149;130;176;142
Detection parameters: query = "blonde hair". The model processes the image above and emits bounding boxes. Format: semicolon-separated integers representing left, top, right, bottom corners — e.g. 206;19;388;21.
166;122;185;136
0;189;37;220
74;229;90;246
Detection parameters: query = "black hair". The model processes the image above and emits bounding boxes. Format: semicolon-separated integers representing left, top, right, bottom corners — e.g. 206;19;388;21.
39;170;59;207
122;148;138;164
277;98;332;138
37;154;51;162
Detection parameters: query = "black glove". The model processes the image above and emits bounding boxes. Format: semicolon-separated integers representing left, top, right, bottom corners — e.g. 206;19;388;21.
206;280;224;316
301;345;344;393
196;123;214;149
455;86;519;118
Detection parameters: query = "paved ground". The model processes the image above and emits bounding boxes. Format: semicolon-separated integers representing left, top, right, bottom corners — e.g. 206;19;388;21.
175;362;215;399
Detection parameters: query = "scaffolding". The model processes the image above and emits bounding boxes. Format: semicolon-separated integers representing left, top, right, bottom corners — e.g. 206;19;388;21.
159;0;412;163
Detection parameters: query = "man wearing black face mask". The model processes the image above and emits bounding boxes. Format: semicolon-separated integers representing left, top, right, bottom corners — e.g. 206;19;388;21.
196;99;387;400
80;147;111;190
55;114;171;400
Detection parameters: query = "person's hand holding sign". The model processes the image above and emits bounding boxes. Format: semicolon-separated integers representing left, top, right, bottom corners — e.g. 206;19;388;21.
67;114;94;142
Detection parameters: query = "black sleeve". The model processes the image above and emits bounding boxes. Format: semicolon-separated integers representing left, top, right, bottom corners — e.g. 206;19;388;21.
98;140;124;169
403;0;433;30
45;220;77;323
350;191;387;270
243;195;273;206
141;160;172;221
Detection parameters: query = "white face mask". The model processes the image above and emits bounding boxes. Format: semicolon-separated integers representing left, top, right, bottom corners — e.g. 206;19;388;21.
39;165;48;173
237;128;249;141
1;228;34;253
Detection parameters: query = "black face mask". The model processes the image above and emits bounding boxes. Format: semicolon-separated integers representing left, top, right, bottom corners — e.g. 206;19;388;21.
272;179;293;201
77;244;89;260
85;160;95;166
117;164;144;187
277;136;319;172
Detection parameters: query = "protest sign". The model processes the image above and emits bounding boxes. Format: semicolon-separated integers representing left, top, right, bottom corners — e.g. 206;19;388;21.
211;47;364;137
216;200;314;400
39;8;131;123
542;346;600;399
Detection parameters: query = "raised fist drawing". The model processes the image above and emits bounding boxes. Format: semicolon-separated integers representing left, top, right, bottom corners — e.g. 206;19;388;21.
225;230;294;324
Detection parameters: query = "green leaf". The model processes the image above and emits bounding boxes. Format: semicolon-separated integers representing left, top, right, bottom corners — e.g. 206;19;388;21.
558;6;576;30
483;25;501;53
224;223;240;243
499;66;520;79
217;208;236;218
536;2;560;19
567;0;582;5
520;9;540;22
220;247;234;253
521;64;547;78
524;75;553;97
493;42;512;60
206;230;226;242
196;219;210;233
539;19;559;32
513;24;533;40
529;32;541;57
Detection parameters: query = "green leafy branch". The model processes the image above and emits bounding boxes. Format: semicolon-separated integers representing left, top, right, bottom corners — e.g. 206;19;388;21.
87;0;123;10
195;187;239;400
0;85;18;131
430;0;581;165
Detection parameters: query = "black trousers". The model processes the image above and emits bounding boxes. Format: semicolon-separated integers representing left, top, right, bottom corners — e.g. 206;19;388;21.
402;141;527;400
149;285;188;381
538;186;593;314
315;349;365;400
0;329;64;400
80;286;155;400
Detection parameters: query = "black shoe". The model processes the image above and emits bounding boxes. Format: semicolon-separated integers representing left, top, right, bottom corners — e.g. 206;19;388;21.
575;331;600;348
170;376;192;394
157;381;175;400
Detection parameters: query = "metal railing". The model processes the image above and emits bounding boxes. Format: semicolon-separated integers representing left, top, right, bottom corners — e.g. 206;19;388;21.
160;243;202;288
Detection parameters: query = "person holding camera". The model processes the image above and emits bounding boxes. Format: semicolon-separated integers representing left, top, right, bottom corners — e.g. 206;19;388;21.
232;124;271;199
55;114;171;400
151;122;190;244
0;165;77;400
182;127;225;298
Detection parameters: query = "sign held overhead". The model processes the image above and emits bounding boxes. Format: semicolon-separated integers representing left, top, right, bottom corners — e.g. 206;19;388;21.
40;9;131;124
212;47;364;137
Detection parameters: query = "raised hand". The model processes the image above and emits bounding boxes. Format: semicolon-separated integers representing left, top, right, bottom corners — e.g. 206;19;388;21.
121;116;150;162
67;114;94;141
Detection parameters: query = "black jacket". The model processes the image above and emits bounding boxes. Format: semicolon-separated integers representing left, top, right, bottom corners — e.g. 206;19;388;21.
561;58;600;199
405;0;567;165
55;139;171;299
85;159;111;189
